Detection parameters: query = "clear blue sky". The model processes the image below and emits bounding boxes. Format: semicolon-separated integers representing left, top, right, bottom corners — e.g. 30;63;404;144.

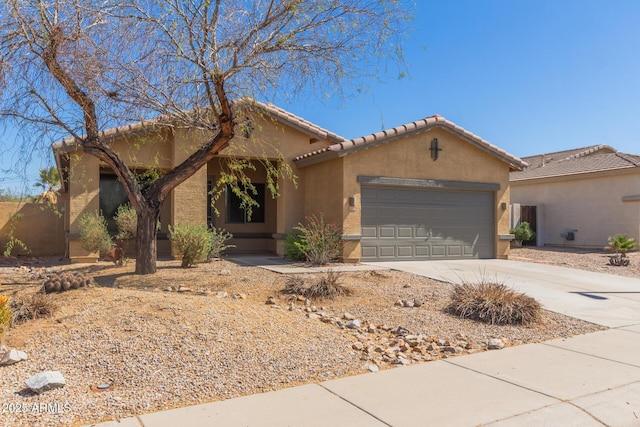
2;0;640;193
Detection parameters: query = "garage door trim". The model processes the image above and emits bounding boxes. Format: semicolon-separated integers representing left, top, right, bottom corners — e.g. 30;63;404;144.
358;175;500;191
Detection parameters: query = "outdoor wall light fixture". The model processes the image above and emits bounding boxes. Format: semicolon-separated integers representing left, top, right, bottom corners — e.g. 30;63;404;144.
430;138;442;161
348;196;356;212
501;202;507;210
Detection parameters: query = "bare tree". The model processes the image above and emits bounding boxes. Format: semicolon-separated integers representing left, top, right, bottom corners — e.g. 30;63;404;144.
0;0;410;274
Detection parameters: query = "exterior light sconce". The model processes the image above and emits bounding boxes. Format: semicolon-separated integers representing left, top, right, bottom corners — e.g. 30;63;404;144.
348;196;356;212
430;138;442;161
501;202;507;211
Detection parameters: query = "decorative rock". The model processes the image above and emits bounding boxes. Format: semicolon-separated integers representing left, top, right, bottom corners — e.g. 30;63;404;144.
345;319;361;329
164;287;174;292
396;326;409;336
306;313;320;320
368;364;379;372
177;286;192;293
296;295;306;302
234;293;247;300
394;299;404;307
413;299;423;307
437;339;447;346
0;349;28;366
343;312;355;320
215;291;228;298
404;300;415;308
488;338;505;350
288;302;295;311
265;296;277;305
25;371;65;394
219;269;231;276
352;342;364;351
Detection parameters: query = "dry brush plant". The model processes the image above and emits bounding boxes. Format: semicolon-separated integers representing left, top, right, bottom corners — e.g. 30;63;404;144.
283;270;352;300
9;293;58;326
447;282;541;325
0;295;11;335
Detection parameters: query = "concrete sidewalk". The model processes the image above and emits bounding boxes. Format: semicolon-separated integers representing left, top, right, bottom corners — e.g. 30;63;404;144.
89;260;640;427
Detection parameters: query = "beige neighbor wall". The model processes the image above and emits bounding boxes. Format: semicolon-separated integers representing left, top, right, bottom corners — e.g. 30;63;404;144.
337;128;512;261
511;170;640;247
0;201;66;257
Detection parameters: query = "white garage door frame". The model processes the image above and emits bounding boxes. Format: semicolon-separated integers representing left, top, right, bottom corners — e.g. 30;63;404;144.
358;176;499;261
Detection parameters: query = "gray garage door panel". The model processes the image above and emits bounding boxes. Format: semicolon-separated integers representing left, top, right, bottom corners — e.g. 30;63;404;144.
361;187;494;261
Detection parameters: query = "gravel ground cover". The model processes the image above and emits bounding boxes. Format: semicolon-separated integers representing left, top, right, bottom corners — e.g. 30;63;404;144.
511;246;640;278
0;252;613;427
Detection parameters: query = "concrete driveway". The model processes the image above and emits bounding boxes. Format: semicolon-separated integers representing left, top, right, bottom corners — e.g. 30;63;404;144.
364;259;640;328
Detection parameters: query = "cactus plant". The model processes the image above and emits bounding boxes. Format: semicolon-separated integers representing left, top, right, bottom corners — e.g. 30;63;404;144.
41;272;93;293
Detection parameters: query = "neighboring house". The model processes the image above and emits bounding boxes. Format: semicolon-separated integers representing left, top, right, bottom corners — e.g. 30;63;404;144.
52;100;526;263
510;145;640;248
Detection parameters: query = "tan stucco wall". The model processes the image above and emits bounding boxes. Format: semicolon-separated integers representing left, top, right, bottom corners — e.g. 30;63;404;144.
0;201;66;257
511;170;640;247
335;128;512;261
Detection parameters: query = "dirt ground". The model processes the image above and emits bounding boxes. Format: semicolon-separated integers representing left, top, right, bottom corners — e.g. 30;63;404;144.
0;249;625;426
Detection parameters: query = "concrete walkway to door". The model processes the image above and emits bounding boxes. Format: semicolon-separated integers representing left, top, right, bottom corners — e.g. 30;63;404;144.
364;259;640;328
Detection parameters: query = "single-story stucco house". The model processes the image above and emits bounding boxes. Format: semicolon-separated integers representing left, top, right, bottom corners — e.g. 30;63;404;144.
510;144;640;247
52;100;526;263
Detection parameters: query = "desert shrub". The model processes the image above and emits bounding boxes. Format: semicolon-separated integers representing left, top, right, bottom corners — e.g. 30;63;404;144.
284;231;306;261
169;224;213;268
510;221;535;245
283;270;352;299
208;227;235;259
9;293;57;326
78;211;114;255
0;295;11;335
293;215;342;265
114;204;137;241
447;282;541;325
607;234;636;266
41;272;93;293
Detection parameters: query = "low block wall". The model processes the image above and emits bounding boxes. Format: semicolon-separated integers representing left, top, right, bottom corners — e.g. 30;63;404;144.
0;202;66;257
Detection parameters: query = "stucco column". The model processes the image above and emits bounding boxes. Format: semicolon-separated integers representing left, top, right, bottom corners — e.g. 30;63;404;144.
68;153;100;263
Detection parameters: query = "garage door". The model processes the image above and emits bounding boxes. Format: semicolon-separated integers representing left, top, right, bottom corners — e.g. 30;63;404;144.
361;186;494;261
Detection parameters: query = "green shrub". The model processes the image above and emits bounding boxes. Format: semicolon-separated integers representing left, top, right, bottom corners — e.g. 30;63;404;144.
510;221;535;245
78;211;114;255
607;234;637;266
284;231;307;261
447;282;541;325
208;227;235;259
0;295;11;335
169;224;213;268
293;214;342;266
114;204;137;241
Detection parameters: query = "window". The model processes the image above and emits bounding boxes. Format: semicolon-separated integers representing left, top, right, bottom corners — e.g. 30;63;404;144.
99;174;129;233
226;183;265;223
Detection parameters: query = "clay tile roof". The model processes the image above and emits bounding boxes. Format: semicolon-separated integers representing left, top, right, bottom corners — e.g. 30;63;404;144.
294;115;527;170
511;147;640;181
246;100;346;143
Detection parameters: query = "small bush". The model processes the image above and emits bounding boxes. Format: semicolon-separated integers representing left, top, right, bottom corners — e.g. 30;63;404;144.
78;211;114;255
293;215;342;266
283;270;352;300
284;231;307;261
510;221;535;245
9;293;57;326
114;204;137;241
447;282;541;325
0;295;11;335
169;224;213;268
208;227;235;259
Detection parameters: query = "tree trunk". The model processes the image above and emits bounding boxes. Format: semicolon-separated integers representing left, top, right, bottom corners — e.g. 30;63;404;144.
135;206;161;275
